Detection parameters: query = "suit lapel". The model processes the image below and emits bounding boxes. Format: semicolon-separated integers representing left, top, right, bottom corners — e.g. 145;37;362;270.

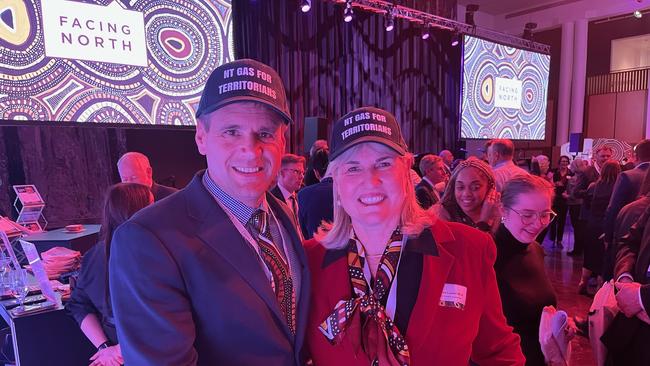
266;193;310;346
184;173;292;339
405;222;456;353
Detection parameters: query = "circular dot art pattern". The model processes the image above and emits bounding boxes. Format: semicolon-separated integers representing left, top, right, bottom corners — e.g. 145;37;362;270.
0;0;233;126
461;36;550;140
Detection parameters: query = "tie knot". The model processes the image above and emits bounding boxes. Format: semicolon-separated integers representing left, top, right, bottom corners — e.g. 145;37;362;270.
249;209;268;232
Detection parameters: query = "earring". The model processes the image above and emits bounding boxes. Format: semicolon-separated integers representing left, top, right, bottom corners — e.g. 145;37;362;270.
501;217;506;223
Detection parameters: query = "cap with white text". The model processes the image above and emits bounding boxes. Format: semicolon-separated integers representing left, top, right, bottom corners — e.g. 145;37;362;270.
195;58;291;123
330;107;408;161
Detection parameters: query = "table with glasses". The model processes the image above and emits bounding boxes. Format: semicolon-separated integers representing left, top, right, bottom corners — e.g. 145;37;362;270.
0;270;94;365
21;225;101;255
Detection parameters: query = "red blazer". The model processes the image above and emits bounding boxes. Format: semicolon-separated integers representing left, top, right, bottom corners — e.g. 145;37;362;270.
304;219;525;366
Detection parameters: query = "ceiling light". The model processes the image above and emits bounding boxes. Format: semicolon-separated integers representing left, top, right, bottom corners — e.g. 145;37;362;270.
421;25;430;40
344;0;353;22
385;9;394;32
300;0;311;13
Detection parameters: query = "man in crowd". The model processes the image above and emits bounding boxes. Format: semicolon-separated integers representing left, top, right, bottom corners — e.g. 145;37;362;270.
416;154;447;209
117;152;177;201
601;140;650;279
271;153;306;225
486;138;529;192
602;203;650;364
439;149;454;175
298;149;332;240
110;59;310;365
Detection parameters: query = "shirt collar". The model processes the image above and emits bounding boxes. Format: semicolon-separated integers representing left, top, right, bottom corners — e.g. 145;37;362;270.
277;183;294;201
202;171;267;226
493;160;513;169
422;176;434;187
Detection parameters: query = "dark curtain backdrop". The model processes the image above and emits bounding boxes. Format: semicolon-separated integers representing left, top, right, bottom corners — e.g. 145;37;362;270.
233;0;461;155
0;126;203;228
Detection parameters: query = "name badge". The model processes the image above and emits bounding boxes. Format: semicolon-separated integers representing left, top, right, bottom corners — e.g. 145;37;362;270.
439;283;467;310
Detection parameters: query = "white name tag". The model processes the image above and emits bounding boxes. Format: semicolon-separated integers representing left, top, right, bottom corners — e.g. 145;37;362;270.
439;283;467;310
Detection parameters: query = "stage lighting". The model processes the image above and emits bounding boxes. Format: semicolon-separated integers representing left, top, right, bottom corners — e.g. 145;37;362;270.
300;0;311;13
634;10;643;18
385;10;394;32
344;0;353;22
421;25;430;40
451;33;459;47
465;4;479;26
523;22;537;40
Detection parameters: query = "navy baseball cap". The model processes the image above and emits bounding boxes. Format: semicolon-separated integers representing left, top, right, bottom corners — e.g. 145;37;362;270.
330;107;408;161
195;59;292;123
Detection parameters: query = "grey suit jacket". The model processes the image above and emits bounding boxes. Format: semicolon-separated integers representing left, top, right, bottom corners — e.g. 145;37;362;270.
109;171;310;366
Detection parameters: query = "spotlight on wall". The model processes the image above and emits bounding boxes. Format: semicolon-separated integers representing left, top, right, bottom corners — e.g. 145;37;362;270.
421;24;430;40
465;4;479;26
385;8;395;32
634;10;643;18
300;0;311;13
451;33;460;47
343;0;353;22
523;22;537;40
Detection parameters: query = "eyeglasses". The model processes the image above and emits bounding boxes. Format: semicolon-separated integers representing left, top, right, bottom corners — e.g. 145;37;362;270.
282;168;305;177
505;207;557;226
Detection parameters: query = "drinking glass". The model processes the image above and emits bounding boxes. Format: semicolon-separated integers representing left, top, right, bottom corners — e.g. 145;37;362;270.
10;269;30;310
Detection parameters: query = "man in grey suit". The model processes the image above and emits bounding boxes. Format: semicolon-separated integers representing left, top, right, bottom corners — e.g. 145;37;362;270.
602;140;650;279
109;59;310;365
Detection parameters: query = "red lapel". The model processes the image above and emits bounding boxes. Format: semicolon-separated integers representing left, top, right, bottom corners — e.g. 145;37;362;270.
405;220;456;354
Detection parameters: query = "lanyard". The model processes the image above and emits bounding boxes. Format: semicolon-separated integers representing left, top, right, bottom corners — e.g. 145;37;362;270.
213;198;291;285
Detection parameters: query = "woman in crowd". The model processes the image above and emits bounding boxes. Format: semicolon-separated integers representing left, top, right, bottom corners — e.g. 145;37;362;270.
565;158;588;256
494;175;558;365
548;156;573;248
578;161;621;293
431;157;501;233
66;183;153;366
305;107;524;366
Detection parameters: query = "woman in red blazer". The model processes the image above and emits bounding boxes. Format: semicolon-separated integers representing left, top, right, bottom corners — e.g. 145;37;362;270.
304;106;524;366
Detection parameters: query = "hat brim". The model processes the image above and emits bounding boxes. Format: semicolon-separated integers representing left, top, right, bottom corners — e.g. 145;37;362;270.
330;135;407;161
195;95;292;124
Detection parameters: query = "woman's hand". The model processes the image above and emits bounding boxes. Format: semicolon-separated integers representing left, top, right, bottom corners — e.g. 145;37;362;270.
479;189;500;224
89;344;123;366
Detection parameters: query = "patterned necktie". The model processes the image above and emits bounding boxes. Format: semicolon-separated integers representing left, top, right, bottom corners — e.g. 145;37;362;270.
289;194;299;224
248;209;296;334
319;229;410;366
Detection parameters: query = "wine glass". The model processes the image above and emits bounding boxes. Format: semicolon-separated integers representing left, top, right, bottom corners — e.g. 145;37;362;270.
11;269;30;310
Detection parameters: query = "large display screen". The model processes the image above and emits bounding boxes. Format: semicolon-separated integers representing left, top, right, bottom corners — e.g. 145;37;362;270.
0;0;233;126
460;35;550;140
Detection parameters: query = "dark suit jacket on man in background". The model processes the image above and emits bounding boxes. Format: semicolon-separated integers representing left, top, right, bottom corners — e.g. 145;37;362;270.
415;179;439;210
603;204;650;365
109;172;310;366
151;182;178;201
270;185;287;204
297;177;333;240
604;163;649;244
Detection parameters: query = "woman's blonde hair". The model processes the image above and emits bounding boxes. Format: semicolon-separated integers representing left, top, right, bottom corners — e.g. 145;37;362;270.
320;143;433;249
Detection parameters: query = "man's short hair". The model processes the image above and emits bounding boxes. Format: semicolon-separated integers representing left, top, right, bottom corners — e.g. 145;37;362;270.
117;152;151;169
419;154;443;175
488;139;515;158
281;154;306;167
594;145;614;155
634;139;650;162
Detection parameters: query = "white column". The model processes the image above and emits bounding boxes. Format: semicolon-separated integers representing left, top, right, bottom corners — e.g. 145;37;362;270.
646;75;650;138
570;19;588;135
556;22;574;146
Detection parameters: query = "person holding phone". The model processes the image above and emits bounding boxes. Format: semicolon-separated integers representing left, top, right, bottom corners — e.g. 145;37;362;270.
431;157;501;233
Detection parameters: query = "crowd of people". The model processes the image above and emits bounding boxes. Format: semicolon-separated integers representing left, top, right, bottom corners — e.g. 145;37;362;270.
64;59;650;365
